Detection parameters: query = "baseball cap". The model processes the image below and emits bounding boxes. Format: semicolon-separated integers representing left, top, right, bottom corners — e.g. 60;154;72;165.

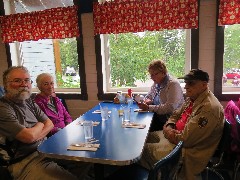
178;69;209;82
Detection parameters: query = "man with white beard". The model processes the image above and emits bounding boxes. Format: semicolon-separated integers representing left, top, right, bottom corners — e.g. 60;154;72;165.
0;66;82;180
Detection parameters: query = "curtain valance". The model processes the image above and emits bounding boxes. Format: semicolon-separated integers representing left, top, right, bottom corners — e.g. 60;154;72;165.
93;0;198;35
0;5;80;43
218;0;240;25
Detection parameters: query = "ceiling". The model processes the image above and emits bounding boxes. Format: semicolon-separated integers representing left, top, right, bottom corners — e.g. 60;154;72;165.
3;0;92;14
13;0;74;13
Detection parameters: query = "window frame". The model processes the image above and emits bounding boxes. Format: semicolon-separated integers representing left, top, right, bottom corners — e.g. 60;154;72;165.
213;0;240;101
214;25;240;101
95;28;199;100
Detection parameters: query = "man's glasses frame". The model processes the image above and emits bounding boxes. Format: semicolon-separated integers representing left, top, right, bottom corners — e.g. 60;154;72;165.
7;78;33;85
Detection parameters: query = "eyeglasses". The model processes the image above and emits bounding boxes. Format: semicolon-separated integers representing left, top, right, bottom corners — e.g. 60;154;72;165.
43;82;54;86
7;78;33;85
149;72;160;78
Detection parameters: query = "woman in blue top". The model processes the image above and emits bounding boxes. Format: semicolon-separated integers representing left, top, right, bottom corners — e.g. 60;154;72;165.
137;60;184;131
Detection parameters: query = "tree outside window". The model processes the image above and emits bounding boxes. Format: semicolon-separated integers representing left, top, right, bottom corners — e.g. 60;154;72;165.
223;24;240;88
102;29;187;93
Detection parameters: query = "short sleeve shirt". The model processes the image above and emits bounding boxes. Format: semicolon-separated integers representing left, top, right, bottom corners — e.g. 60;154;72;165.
0;97;48;158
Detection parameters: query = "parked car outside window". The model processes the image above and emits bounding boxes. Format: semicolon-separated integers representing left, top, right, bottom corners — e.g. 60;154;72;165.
65;66;76;76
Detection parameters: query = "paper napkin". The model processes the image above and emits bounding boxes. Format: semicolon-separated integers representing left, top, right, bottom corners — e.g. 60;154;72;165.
67;143;100;151
122;123;146;129
92;110;111;114
77;121;100;126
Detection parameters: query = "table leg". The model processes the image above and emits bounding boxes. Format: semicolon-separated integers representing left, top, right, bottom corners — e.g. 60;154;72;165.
94;163;104;180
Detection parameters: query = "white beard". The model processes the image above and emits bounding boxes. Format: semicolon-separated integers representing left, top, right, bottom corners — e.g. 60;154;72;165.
7;87;31;101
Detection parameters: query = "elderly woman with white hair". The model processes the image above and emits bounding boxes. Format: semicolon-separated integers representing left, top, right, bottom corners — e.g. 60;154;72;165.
35;73;72;137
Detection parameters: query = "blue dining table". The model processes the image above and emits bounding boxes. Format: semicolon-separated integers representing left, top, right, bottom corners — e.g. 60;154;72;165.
38;102;153;179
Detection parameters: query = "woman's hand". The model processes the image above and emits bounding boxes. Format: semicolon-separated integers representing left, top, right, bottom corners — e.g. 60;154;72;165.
137;102;149;111
144;98;152;105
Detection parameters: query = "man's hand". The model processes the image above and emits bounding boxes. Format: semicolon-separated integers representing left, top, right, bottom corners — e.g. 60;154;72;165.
15;119;53;144
163;124;180;145
15;122;45;143
163;123;173;134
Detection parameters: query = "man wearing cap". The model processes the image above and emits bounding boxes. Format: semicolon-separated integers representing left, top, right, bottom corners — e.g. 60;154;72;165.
139;69;224;180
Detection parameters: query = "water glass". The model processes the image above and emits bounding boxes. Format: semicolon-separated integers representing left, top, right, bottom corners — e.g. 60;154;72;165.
83;121;93;140
123;107;130;125
127;98;133;107
101;106;109;121
119;94;126;104
111;107;118;121
119;105;124;116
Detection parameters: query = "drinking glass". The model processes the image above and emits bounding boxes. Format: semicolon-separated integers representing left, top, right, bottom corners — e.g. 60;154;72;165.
119;94;126;104
119;105;124;116
123;107;130;125
83;121;93;140
101;106;109;121
127;98;133;108
111;107;118;121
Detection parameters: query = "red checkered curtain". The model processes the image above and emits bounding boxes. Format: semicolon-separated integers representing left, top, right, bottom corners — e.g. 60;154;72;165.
0;5;80;43
218;0;240;25
93;0;198;35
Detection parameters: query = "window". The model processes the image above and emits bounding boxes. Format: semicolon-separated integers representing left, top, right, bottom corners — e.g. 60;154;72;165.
96;29;197;100
215;25;240;101
223;24;240;93
3;0;87;99
9;38;80;92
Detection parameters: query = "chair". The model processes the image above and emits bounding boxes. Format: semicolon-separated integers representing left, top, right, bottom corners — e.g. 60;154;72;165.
105;141;183;180
147;141;183;180
232;115;240;180
59;98;69;112
0;138;13;180
0;86;5;97
205;119;232;180
201;168;224;180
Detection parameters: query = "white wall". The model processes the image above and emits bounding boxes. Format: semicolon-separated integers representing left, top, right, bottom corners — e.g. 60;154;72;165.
198;0;217;91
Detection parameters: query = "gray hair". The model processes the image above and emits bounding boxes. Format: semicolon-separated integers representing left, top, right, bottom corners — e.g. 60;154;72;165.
36;73;53;88
148;60;167;74
3;66;29;87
